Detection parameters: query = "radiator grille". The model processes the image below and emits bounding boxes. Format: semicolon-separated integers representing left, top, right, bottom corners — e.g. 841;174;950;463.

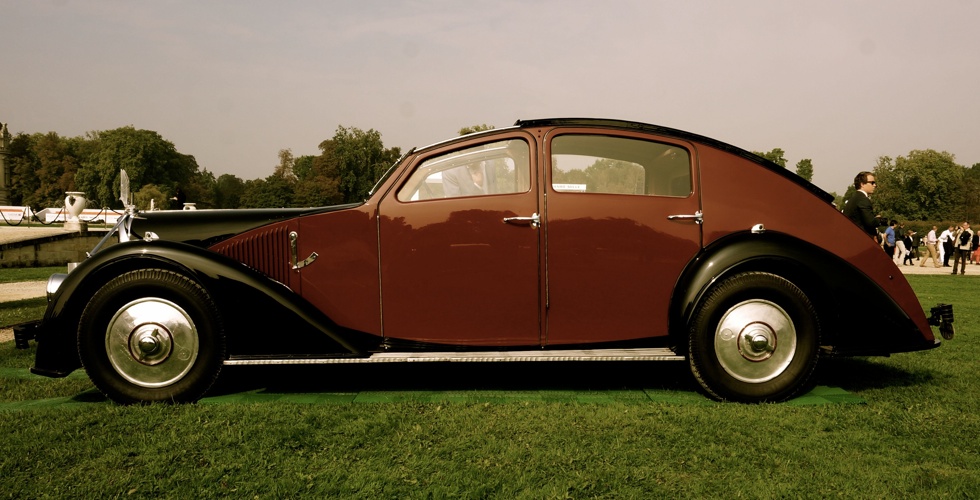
213;226;291;284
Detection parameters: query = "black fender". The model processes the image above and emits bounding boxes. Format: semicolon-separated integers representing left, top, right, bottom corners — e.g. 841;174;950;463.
669;231;934;356
32;240;370;378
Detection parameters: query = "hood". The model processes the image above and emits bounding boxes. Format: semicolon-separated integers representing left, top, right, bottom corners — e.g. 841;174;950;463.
130;204;362;248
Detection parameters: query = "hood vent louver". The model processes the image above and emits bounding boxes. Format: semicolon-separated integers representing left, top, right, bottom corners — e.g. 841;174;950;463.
212;225;292;284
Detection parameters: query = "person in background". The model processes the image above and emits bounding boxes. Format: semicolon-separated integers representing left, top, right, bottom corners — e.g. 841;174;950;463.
170;187;186;210
972;231;980;264
911;231;920;262
884;220;898;259
920;225;941;268
894;223;908;264
442;161;496;198
902;230;916;266
940;224;955;267
951;222;974;275
842;171;880;239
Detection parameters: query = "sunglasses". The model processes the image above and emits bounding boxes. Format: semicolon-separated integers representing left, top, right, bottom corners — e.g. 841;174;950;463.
867;181;877;186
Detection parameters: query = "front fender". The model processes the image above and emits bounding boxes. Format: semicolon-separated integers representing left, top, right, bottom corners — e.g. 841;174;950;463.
670;231;937;356
32;240;366;378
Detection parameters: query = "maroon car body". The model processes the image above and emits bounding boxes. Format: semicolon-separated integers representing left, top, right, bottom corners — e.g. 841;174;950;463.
23;118;950;403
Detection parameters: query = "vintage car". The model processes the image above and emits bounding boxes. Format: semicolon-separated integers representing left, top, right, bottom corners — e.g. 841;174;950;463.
17;118;953;404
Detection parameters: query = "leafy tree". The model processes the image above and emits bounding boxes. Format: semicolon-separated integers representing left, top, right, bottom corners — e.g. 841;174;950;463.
958;163;980;223
293;155;315;181
7;132;84;209
273;149;298;180
292;146;342;207
7;133;40;207
183;168;216;209
214;174;245;209
134;183;168;211
872;150;963;221
240;175;294;208
318;126;401;203
829;191;843;210
75;126;199;208
753;148;787;168
458;124;495;135
795;158;814;182
293;172;342;207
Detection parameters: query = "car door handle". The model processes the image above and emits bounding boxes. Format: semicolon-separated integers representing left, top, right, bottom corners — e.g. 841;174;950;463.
503;212;540;228
289;231;319;270
667;210;703;224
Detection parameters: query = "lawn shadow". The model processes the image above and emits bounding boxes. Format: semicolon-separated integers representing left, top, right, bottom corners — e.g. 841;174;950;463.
210;360;700;398
211;356;937;402
814;357;936;392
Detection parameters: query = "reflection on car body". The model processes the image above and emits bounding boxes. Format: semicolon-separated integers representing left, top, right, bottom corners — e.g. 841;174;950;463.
18;118;953;404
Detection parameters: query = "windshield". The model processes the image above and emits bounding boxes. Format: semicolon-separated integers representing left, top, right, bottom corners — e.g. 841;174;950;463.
368;150;414;198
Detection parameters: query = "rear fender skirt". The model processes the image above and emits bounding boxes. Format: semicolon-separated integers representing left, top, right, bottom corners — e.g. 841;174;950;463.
33;240;368;377
670;232;935;356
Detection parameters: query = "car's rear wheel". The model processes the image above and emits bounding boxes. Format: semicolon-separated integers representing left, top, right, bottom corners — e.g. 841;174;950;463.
78;269;225;404
688;272;819;402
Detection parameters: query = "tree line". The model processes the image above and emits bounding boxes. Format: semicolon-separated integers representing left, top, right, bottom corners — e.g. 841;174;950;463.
754;147;980;224
5;125;401;212
6;125;978;224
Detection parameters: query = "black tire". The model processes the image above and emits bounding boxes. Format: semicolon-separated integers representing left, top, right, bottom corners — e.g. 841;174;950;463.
688;272;819;403
78;269;225;404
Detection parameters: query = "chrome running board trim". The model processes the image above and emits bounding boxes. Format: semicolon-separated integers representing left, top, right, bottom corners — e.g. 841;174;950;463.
224;348;684;366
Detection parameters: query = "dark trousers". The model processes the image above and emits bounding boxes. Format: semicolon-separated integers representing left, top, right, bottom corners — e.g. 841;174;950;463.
904;248;915;265
953;249;970;274
944;242;954;266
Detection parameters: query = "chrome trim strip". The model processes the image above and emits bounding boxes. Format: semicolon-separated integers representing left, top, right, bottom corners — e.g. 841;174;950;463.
224;348;684;366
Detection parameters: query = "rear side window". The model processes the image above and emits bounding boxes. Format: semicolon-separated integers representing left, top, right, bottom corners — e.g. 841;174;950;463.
551;135;691;197
397;139;531;202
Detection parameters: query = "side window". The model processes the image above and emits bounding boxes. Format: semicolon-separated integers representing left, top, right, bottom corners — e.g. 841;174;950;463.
397;139;531;202
551;135;692;197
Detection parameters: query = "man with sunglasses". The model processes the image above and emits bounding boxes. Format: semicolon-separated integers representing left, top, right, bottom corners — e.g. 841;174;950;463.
843;171;881;239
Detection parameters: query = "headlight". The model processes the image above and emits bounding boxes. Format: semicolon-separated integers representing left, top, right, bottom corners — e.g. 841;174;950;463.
46;273;68;301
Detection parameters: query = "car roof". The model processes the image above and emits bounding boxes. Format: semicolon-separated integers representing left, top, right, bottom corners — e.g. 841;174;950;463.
517;118;833;204
412;118;833;204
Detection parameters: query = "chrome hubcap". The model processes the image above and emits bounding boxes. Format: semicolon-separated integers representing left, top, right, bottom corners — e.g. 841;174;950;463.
129;325;172;365
106;298;199;388
714;299;796;383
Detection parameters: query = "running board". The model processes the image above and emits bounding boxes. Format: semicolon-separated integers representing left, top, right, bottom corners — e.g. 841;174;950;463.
225;348;684;366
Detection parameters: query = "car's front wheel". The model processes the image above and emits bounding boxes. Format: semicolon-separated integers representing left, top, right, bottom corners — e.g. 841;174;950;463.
688;272;819;402
78;269;225;404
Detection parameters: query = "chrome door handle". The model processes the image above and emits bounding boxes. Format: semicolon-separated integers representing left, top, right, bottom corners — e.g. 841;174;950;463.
667;210;703;224
290;231;319;270
503;212;540;228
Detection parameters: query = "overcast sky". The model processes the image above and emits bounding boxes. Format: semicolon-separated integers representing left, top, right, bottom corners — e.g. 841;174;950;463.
3;0;979;194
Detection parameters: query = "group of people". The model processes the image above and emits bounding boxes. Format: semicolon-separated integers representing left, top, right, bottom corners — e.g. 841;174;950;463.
843;171;976;275
882;220;917;265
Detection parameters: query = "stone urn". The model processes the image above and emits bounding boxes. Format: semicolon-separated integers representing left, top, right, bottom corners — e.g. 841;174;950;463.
64;191;88;232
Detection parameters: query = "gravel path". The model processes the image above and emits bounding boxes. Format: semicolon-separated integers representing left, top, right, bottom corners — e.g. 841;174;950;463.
0;281;46;343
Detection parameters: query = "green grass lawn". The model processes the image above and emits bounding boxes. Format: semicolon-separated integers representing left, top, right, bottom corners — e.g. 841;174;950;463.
0;266;64;284
1;275;977;497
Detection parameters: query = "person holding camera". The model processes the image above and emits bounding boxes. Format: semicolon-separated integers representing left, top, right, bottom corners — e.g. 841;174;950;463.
951;222;974;275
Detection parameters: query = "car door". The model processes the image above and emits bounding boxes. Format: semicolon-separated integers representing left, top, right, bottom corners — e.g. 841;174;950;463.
377;133;541;346
542;129;702;345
